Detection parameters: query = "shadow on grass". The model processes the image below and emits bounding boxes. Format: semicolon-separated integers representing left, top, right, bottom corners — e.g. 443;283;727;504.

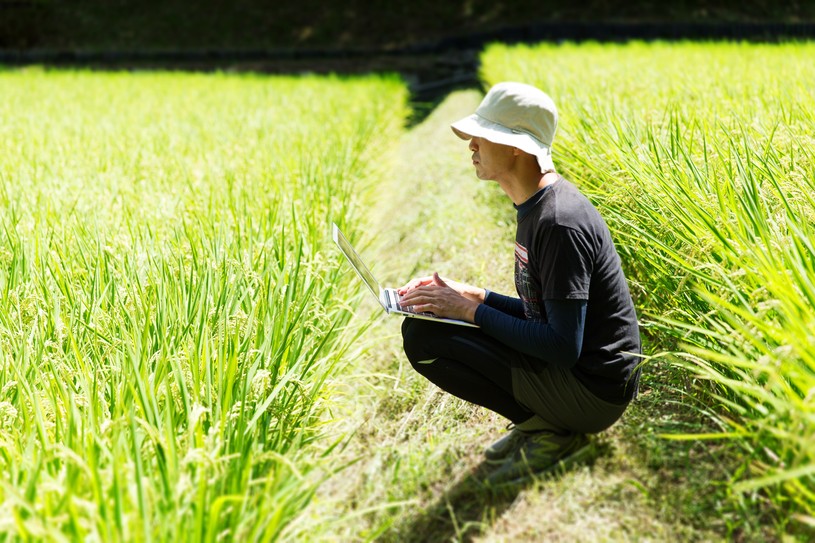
386;461;527;542
386;446;604;543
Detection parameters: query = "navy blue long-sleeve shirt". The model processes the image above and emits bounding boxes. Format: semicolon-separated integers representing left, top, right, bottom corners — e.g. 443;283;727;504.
474;290;587;368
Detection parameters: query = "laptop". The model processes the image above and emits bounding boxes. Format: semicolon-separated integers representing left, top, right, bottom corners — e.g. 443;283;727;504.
332;223;478;327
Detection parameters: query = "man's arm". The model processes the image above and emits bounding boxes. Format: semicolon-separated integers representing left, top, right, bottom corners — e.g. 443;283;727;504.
399;277;527;319
475;298;587;367
482;289;525;318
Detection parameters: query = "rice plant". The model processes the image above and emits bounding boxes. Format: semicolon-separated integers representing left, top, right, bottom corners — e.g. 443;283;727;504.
481;42;815;528
0;69;407;541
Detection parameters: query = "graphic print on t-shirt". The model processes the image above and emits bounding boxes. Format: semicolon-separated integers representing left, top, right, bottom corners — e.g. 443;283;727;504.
514;241;543;320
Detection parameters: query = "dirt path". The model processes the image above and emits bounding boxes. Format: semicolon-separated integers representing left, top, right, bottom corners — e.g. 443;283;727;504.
302;90;730;542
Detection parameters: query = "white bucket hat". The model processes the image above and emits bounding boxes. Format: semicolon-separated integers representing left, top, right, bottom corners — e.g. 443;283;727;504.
451;82;558;173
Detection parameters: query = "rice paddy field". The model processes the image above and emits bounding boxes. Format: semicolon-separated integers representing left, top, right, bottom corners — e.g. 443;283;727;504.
481;41;815;531
0;70;407;541
1;39;814;542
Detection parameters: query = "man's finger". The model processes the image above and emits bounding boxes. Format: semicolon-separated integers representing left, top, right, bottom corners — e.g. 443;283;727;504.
399;276;430;294
432;272;448;288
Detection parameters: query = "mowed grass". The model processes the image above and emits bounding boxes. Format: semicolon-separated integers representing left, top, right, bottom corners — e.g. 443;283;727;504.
0;69;406;541
481;42;815;532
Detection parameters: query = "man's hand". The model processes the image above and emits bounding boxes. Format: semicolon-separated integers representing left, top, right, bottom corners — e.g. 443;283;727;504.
398;274;486;302
397;272;482;322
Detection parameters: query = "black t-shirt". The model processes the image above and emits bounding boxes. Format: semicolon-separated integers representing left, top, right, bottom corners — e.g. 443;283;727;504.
514;177;641;402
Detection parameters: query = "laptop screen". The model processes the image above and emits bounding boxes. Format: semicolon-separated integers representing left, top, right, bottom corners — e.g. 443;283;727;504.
332;224;385;307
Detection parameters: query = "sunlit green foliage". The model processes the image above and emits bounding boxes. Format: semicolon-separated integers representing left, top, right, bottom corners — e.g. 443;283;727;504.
482;41;815;527
0;70;407;541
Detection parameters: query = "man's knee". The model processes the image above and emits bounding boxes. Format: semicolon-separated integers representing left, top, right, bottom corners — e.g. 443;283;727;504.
401;318;447;367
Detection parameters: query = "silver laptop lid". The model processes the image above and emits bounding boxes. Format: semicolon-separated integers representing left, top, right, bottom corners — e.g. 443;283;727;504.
332;223;386;309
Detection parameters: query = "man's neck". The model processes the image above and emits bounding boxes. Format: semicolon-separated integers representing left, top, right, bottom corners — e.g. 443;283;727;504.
503;171;559;206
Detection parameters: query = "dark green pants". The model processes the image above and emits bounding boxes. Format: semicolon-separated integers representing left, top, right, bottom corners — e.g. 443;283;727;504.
402;318;628;434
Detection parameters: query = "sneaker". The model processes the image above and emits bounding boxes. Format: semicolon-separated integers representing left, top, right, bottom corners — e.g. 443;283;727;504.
486;431;592;485
484;426;527;464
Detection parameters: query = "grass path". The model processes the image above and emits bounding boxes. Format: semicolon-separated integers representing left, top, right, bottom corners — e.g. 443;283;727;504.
302;91;770;542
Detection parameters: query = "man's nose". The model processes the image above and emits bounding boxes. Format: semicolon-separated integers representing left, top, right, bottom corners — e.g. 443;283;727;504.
468;138;478;151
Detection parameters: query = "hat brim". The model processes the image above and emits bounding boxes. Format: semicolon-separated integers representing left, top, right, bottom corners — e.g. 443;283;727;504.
451;113;555;172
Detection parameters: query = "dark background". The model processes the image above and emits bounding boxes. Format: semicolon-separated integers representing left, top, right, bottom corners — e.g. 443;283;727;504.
3;1;815;51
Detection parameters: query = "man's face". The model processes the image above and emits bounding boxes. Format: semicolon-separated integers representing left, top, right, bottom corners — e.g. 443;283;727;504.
469;136;516;181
